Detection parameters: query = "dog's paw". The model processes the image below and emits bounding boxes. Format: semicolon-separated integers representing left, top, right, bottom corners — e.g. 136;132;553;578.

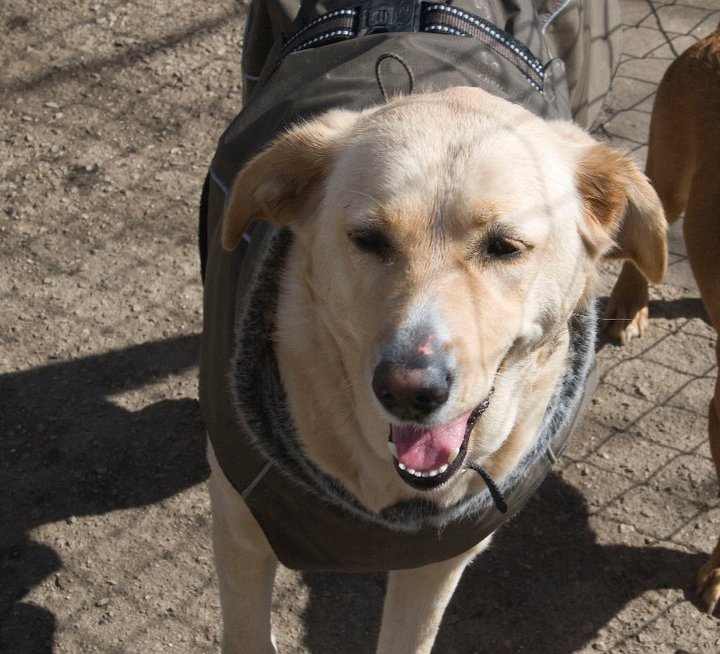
698;554;720;615
602;263;650;345
602;301;649;345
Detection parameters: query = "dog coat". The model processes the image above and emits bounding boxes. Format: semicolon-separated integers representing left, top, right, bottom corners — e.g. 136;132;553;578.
199;0;611;573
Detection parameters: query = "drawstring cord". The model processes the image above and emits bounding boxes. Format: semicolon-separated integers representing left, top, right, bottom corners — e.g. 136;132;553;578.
466;461;508;513
375;52;415;102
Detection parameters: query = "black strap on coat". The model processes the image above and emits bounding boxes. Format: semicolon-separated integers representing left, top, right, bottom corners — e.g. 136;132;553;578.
276;0;545;92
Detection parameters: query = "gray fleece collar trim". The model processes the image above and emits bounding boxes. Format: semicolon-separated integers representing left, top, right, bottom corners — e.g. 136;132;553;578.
230;228;597;531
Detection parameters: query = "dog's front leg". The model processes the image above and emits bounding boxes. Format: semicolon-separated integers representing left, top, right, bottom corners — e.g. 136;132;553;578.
376;538;490;654
603;261;651;344
208;443;279;654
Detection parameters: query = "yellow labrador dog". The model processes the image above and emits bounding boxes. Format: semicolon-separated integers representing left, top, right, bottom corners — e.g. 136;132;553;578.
208;86;667;653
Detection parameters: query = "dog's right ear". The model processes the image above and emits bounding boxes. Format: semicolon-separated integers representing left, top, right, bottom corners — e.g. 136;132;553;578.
221;110;361;251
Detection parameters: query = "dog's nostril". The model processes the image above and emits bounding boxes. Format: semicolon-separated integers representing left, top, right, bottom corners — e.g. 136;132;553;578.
378;389;395;404
372;363;452;419
414;386;449;408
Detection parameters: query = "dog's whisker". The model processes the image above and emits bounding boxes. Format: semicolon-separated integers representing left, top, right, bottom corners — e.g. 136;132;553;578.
348;189;383;204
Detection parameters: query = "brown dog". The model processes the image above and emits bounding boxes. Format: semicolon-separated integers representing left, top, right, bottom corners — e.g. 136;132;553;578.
604;26;720;613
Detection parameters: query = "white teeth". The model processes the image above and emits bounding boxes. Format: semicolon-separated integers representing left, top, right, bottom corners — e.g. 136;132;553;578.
448;448;460;464
397;462;451;478
387;441;397;458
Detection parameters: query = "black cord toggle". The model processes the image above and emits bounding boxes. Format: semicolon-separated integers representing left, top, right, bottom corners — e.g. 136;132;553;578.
466;461;508;513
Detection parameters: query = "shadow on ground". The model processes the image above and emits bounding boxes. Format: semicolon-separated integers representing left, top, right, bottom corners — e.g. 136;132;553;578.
299;473;705;654
596;296;711;350
0;335;206;653
648;297;710;325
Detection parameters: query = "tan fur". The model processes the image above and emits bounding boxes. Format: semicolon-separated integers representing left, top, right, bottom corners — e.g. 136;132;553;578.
578;144;667;283
212;86;667;653
221;109;362;250
604;27;720;613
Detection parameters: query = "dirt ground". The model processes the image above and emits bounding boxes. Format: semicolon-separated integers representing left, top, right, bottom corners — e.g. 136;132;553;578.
1;1;719;653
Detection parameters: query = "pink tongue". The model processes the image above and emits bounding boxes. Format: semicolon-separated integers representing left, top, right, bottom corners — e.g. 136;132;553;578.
390;411;472;472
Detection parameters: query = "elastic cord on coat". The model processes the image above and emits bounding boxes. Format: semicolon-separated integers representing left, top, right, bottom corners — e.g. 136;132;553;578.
465;461;508;513
375;52;415;102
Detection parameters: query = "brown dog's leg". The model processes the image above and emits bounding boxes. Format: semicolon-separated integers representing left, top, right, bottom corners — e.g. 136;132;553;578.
688;220;720;612
696;350;720;613
603;59;692;344
709;376;720;494
683;182;720;480
603;261;651;344
683;181;720;612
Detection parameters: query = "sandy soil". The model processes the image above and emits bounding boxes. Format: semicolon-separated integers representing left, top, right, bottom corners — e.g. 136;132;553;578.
1;1;719;653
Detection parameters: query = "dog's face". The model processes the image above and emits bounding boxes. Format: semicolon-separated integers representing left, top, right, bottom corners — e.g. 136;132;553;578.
223;88;666;509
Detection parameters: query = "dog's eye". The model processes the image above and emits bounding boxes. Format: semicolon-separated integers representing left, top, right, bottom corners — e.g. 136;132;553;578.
348;229;394;261
486;236;524;259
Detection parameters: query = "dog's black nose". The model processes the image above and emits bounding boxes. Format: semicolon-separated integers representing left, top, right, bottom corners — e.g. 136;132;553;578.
372;359;452;421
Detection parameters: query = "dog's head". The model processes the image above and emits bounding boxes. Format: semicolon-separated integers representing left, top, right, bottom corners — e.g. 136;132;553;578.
223;88;666;507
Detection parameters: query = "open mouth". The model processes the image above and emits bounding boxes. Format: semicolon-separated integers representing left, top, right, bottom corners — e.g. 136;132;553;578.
387;395;491;491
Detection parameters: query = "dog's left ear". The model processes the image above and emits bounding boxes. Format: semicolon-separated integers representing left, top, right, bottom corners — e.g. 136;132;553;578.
556;123;668;284
222;109;361;251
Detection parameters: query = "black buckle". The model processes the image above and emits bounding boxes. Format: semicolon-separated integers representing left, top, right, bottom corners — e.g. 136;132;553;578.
358;0;421;35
